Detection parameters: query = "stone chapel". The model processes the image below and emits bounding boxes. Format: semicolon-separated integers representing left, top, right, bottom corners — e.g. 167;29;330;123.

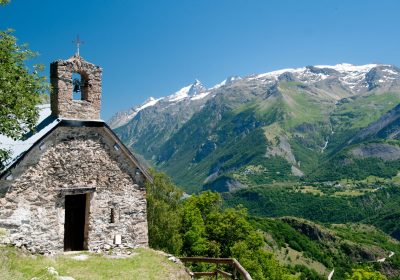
0;54;151;254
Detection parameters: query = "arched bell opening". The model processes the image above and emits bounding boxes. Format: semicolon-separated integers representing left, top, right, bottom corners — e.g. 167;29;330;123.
72;72;90;101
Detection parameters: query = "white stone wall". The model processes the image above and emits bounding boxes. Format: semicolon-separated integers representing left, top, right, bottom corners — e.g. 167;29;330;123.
0;126;148;254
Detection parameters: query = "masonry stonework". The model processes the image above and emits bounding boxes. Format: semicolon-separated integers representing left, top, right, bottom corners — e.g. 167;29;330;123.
0;55;150;254
0;126;148;254
50;55;102;120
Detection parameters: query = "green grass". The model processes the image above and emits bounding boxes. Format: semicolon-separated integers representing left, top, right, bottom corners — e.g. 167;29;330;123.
0;246;189;280
275;246;328;277
281;91;331;129
330;91;400;139
330;223;400;252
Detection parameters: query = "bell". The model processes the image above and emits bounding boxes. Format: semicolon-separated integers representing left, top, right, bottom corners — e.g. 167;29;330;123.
73;78;81;93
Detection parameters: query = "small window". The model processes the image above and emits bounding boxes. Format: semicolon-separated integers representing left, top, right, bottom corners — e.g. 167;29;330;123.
110;208;115;223
72;73;83;100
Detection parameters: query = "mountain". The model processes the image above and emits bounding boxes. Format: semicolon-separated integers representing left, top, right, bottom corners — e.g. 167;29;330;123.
109;79;209;130
109;63;400;193
251;216;400;279
108;97;162;129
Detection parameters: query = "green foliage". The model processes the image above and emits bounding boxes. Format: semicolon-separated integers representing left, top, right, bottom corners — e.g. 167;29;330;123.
224;182;400;278
310;154;400;182
289;265;325;280
146;172;296;279
179;191;295;279
0;29;48;169
223;185;400;228
345;267;387;280
231;240;297;280
145;171;183;255
251;217;333;268
232;155;296;186
180;203;209;256
205;207;255;256
249;216;400;279
388;252;400;269
224;186;366;223
123;65;400;192
161;113;271;193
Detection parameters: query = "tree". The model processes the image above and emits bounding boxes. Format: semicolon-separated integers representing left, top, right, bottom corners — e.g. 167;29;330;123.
0;28;48;169
145;171;183;254
180;190;297;279
180;204;209;256
345;267;387;280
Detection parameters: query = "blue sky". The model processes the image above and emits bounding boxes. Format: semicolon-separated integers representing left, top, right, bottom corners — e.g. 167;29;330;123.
1;0;400;120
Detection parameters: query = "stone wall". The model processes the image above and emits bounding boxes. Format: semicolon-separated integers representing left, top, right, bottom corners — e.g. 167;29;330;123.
0;126;148;254
50;55;102;120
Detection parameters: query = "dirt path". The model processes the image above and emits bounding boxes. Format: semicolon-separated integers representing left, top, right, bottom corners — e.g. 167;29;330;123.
328;269;334;280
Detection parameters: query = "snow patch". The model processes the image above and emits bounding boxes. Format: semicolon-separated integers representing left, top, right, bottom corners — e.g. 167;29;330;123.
167;84;193;102
167;79;207;102
108;97;163;129
314;63;379;73
250;67;306;81
382;68;398;75
137;97;162;111
246;63;386;90
211;76;241;89
313;63;378;90
191;91;211;100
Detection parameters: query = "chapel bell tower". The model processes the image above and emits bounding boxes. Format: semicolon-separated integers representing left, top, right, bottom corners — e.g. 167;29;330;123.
50;54;102;120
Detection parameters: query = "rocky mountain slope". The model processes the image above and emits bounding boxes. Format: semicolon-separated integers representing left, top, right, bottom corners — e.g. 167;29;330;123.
110;63;400;193
252;216;400;279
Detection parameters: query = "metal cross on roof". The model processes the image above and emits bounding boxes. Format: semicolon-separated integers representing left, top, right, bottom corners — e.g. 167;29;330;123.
72;35;84;56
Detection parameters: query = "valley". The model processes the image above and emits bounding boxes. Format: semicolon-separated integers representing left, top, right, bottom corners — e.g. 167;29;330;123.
111;63;400;194
110;63;400;279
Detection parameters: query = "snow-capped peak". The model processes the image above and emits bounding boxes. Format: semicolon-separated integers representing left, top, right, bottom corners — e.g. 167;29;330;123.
137;97;162;111
188;79;207;96
108;97;162;129
252;67;305;79
167;84;193;102
314;63;378;72
109;62;399;129
246;63;396;91
313;63;384;90
167;80;206;102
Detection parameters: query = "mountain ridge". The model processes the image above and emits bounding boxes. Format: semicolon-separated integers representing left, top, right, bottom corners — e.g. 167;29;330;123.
109;63;392;129
110;63;400;193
